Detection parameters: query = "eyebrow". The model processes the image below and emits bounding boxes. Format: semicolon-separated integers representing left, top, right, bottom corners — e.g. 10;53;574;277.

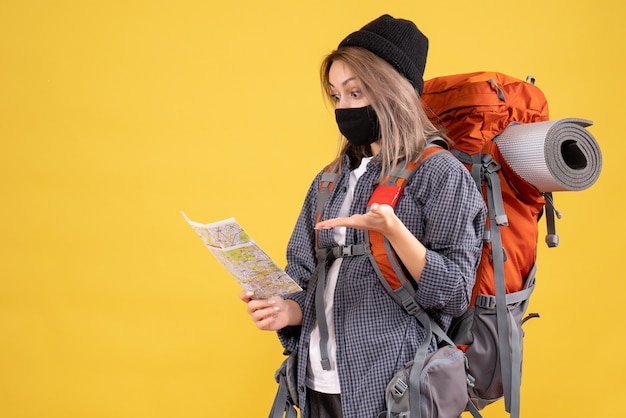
329;77;357;89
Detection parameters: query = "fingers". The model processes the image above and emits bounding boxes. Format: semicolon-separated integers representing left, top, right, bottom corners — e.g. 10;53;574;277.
250;303;279;328
239;290;254;303
315;205;394;231
243;295;287;331
315;216;353;230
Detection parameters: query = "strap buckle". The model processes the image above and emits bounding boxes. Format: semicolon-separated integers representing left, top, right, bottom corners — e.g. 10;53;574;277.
482;155;501;174
391;378;408;398
475;294;497;309
331;244;366;259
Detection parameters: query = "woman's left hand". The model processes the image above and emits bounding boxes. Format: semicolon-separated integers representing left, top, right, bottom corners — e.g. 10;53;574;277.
316;202;427;281
315;203;397;234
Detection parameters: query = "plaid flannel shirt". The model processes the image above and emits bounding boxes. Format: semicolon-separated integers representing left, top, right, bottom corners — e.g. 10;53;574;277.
278;150;486;418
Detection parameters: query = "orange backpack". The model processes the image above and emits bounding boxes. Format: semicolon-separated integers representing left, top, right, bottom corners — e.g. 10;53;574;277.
422;72;553;418
271;72;601;418
303;72;597;418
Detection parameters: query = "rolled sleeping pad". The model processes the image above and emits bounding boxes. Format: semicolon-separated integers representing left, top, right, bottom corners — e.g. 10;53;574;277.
494;118;602;192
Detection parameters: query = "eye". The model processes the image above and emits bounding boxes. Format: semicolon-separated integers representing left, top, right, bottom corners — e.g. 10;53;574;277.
330;92;340;102
350;90;362;98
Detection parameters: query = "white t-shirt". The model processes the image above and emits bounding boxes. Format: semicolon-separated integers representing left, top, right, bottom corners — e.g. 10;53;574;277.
307;156;372;394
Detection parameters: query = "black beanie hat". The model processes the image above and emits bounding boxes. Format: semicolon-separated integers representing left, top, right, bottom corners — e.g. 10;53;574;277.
338;14;429;96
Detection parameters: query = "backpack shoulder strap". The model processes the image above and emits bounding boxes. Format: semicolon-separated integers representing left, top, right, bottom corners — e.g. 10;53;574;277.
364;144;446;320
316;160;342;246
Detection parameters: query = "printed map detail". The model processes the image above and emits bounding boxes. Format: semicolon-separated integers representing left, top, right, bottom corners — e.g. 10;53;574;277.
182;212;302;299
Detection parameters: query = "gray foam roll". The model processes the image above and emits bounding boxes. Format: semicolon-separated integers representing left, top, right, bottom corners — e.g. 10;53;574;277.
494;118;602;192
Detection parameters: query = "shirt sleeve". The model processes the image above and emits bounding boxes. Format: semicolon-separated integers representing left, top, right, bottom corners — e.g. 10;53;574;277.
276;174;321;352
412;152;486;317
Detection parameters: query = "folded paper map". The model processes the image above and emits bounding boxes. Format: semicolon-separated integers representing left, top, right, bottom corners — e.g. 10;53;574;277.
182;212;302;299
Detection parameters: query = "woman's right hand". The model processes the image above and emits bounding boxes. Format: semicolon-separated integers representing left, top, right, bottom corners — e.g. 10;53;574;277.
239;290;303;331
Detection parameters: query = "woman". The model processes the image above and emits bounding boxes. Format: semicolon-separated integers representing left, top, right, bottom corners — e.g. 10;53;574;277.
241;15;486;418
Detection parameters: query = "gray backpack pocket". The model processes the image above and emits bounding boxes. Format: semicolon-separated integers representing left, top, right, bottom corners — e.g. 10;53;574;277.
381;345;469;418
464;295;531;410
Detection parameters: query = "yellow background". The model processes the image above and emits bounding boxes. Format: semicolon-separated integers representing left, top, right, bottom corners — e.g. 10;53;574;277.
1;0;623;417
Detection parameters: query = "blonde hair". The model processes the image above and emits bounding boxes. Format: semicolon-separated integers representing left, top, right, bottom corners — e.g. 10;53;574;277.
320;47;445;180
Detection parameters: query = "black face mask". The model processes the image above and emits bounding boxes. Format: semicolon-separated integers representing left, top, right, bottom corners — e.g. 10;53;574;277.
335;105;380;146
